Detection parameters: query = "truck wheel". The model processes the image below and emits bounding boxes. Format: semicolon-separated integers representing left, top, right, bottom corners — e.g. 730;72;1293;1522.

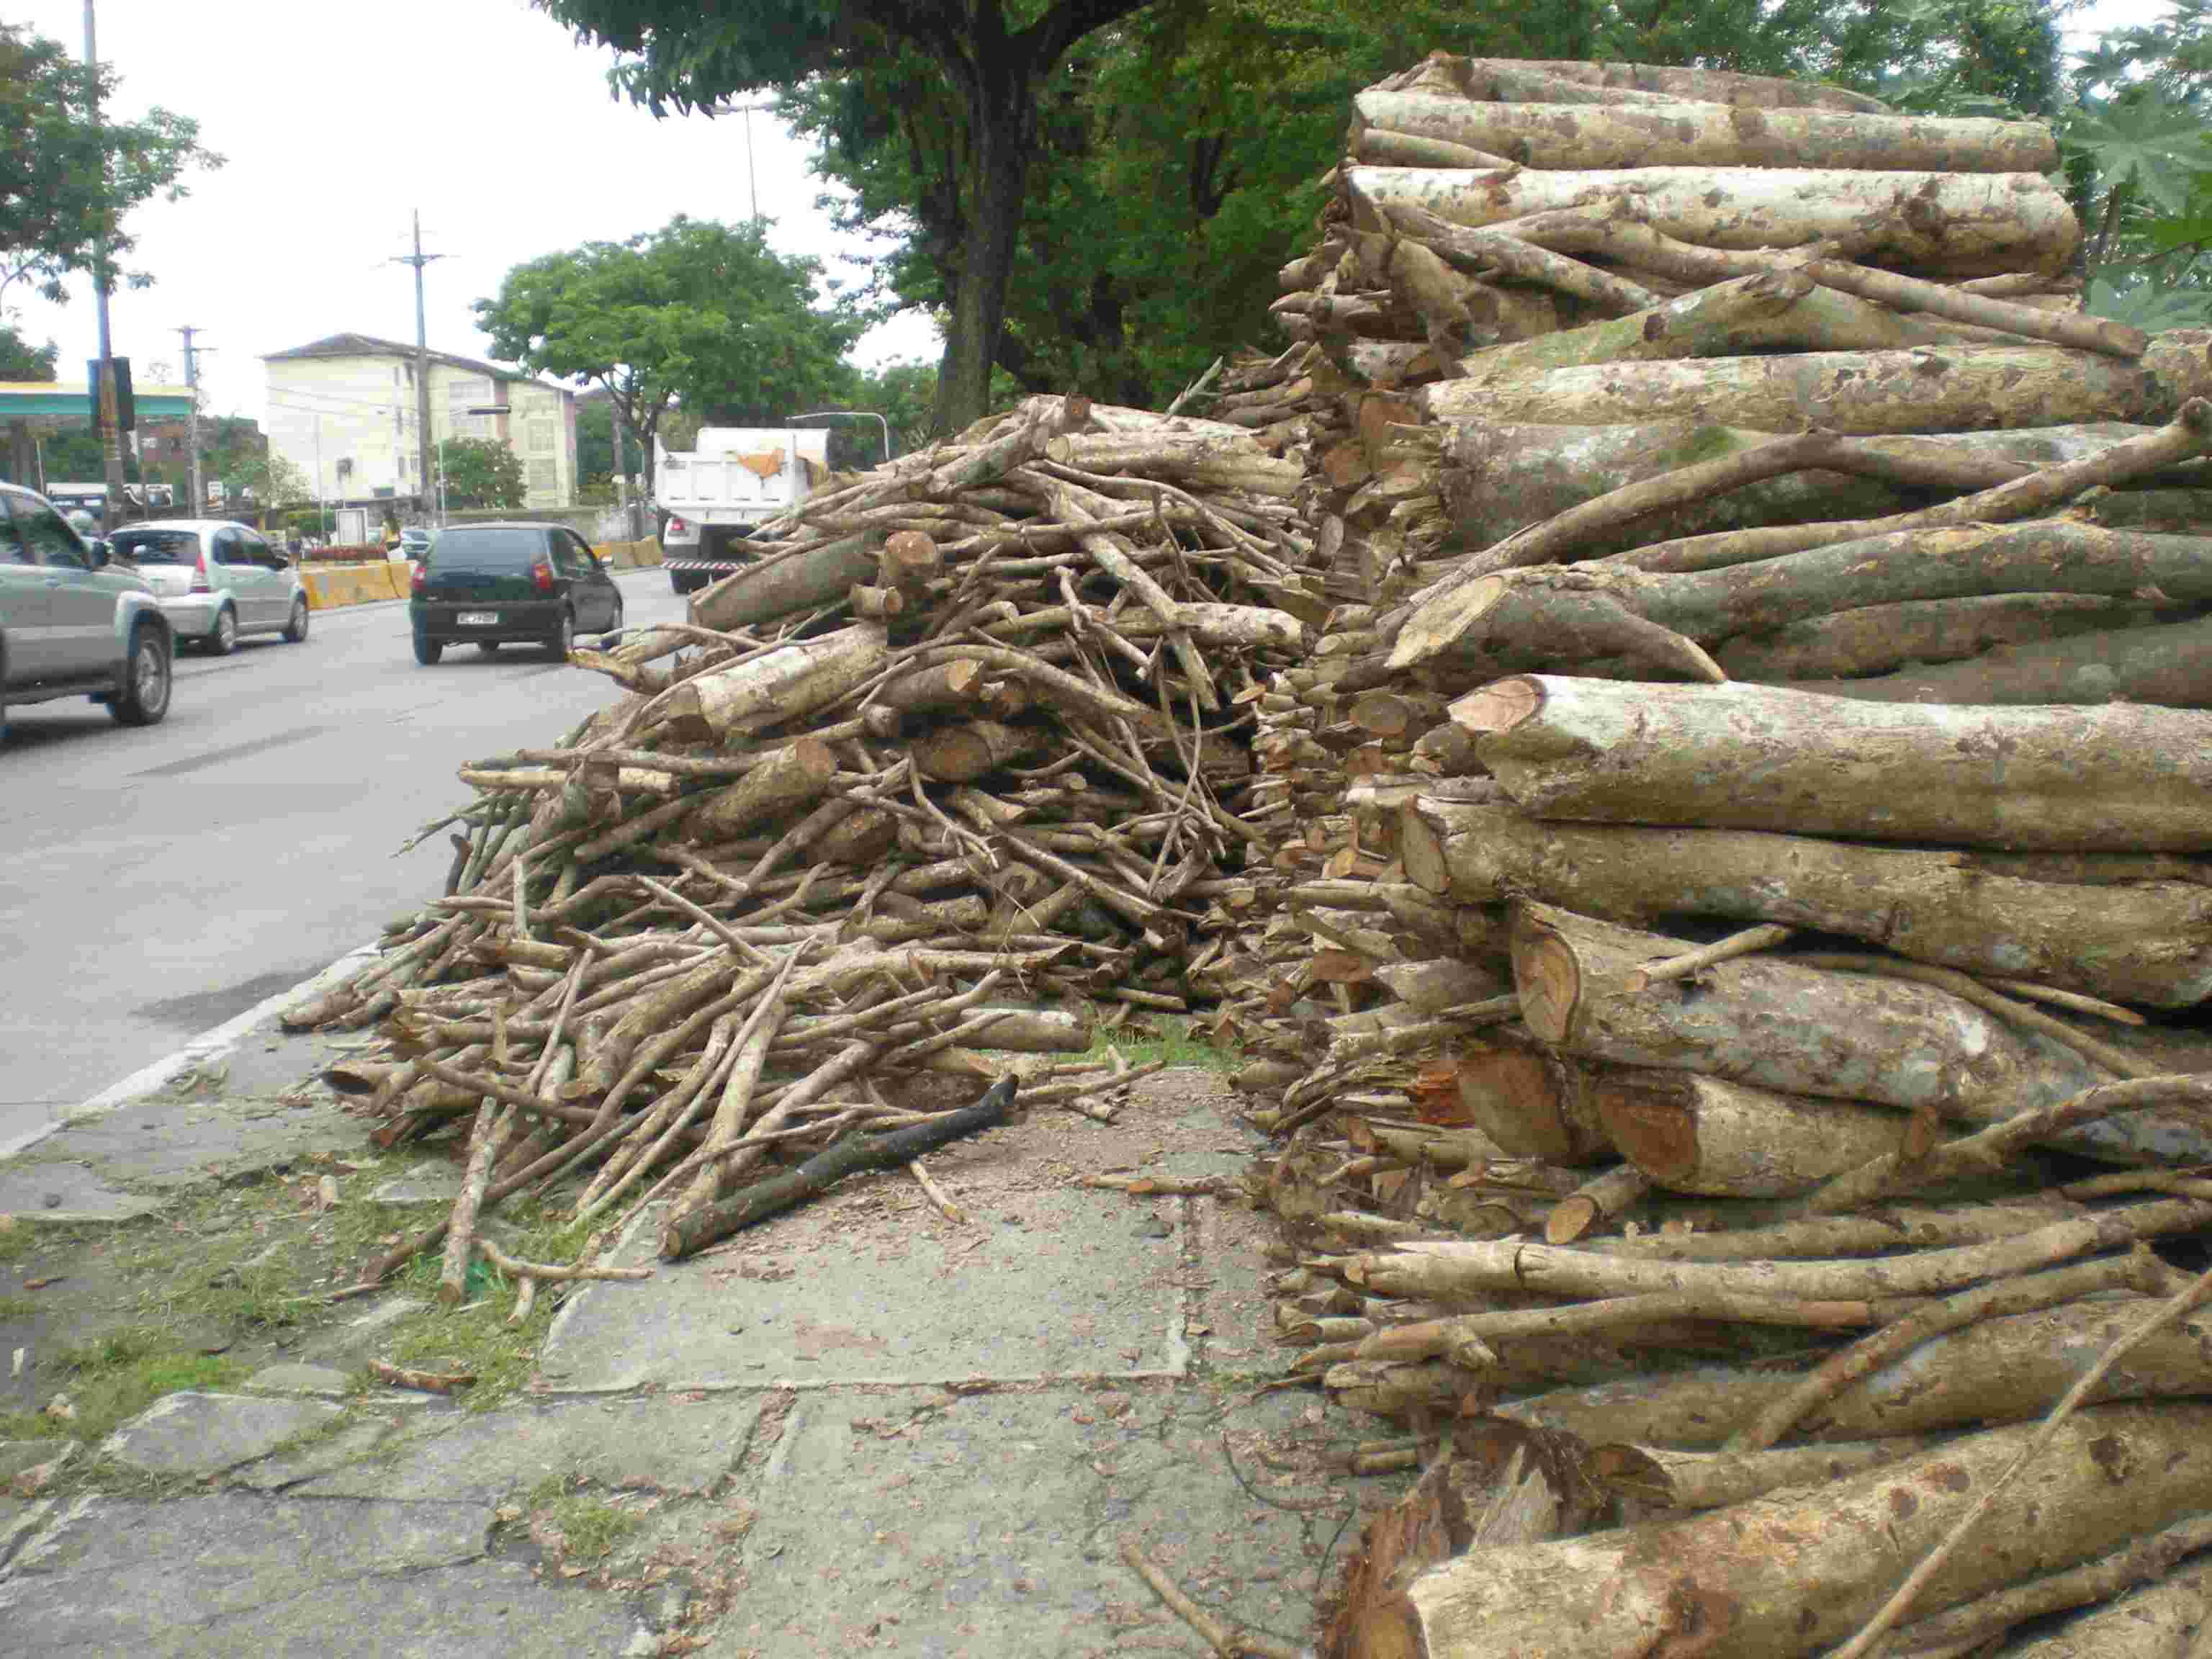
110;625;172;727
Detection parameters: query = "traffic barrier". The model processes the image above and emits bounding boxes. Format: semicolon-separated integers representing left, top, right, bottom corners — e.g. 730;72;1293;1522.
300;562;410;610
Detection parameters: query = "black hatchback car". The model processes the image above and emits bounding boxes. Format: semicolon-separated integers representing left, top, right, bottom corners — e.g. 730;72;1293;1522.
408;523;624;665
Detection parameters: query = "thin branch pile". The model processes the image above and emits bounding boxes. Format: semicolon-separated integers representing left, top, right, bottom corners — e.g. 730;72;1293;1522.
1224;53;2212;1659
282;395;1319;1285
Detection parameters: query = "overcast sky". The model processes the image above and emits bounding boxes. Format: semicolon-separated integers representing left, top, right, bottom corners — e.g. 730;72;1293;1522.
4;0;939;421
0;0;2176;425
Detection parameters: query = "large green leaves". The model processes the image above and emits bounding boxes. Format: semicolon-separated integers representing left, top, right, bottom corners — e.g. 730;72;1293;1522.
2065;91;2212;215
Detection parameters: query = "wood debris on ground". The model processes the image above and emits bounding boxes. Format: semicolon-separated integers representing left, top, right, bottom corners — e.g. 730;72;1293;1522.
1201;52;2212;1659
283;393;1318;1292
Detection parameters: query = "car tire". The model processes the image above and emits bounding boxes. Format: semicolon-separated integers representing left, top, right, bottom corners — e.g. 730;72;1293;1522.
413;634;444;666
206;605;238;656
601;595;624;645
283;596;310;643
546;608;575;661
110;624;171;727
476;642;499;657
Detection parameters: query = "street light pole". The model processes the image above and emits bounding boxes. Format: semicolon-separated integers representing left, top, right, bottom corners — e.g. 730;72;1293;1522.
391;211;446;519
176;325;205;511
84;1;127;521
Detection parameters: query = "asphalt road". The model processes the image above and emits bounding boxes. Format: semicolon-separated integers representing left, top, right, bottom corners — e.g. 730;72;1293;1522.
0;566;685;1151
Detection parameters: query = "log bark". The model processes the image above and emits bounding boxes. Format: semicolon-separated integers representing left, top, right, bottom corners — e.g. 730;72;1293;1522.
813;805;899;866
876;659;986;716
1508;904;2116;1129
1346;165;2079;276
1784;613;2212;707
1423;346;2168;434
1370;203;1663;315
692;533;880;631
912;719;1042;783
1441;1035;1614;1166
1377;1404;2212;1659
687;738;838;839
661;623;887;742
1350;92;2056;173
1971;1560;2212;1657
1714;594;2141;681
1595;1071;1906;1198
1460;675;2212;851
1802;259;2144;358
1422;55;1893;114
1543;1164;1649;1244
1400;798;2212;1007
1890;1518;2212;1658
1588;1436;1948;1512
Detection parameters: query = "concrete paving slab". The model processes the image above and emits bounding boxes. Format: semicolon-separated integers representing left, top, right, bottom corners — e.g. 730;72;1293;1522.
0;1160;163;1223
0;1492;637;1657
297;1393;763;1504
1192;1195;1296;1375
228;1416;402;1493
101;1391;342;1477
540;1179;1190;1393
699;1385;1367;1658
42;1086;357;1190
243;1362;354;1398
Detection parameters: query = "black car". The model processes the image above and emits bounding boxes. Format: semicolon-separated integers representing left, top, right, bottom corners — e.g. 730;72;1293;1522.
408;523;624;665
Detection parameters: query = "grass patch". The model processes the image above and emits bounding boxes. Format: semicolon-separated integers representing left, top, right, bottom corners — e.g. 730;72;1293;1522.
0;1217;41;1263
1082;1017;1236;1074
0;1294;40;1322
40;1328;246;1443
532;1483;643;1563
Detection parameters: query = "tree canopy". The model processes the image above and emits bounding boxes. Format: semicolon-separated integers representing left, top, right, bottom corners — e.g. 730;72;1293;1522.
440;436;528;511
538;0;1156;433
0;21;220;309
0;324;58;382
475;215;860;489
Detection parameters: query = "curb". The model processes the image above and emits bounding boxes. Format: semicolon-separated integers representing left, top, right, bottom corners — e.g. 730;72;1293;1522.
0;943;382;1166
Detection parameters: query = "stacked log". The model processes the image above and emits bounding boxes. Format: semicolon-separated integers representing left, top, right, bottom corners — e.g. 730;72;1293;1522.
1236;53;2212;1659
282;395;1317;1280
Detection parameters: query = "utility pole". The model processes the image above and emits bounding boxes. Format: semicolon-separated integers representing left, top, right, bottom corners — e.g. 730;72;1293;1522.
390;211;445;519
84;1;127;518
176;325;206;511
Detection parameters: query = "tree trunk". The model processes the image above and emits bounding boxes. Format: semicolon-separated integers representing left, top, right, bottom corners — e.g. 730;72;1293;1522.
1344;165;2078;276
1400;797;2212;1007
1801;259;2144;358
1352;91;2055;173
660;623;887;743
1988;1562;2212;1658
688;739;838;840
1714;593;2144;681
1588;1437;1948;1514
1376;1404;2212;1659
1459;675;2212;851
929;55;1036;436
1422;345;2165;432
1416;56;1893;113
911;719;1040;783
1440;1035;1614;1166
1595;1071;1907;1197
1368;203;1663;315
692;534;880;631
1783;613;2212;707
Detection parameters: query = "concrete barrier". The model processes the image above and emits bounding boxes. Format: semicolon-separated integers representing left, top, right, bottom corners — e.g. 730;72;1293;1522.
300;562;410;610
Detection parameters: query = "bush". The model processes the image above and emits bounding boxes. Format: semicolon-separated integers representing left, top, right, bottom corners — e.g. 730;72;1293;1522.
299;543;392;565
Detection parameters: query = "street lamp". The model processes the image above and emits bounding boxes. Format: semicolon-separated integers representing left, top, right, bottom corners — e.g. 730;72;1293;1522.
438;405;512;523
706;100;775;223
788;409;893;466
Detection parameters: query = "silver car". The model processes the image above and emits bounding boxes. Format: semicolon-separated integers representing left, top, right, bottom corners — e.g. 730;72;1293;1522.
107;518;310;654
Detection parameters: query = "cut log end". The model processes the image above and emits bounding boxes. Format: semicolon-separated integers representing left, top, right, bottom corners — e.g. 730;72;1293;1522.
1511;926;1579;1045
1449;675;1543;737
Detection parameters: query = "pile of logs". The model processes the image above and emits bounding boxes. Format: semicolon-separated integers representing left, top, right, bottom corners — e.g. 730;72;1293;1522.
1227;53;2212;1659
282;394;1320;1286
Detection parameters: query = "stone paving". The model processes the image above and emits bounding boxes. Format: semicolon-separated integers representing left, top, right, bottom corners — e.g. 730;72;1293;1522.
0;1016;1405;1656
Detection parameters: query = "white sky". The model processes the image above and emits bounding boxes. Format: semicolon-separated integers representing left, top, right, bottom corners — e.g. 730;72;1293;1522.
2;0;940;421
0;0;2180;424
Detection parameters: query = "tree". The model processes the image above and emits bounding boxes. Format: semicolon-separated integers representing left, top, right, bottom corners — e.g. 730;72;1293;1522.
224;449;310;511
475;215;860;493
0;323;57;381
0;22;220;308
440;436;527;510
538;0;1157;435
575;397;616;490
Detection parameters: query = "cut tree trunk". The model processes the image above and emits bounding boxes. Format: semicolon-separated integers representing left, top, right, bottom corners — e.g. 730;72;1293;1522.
1374;1403;2212;1659
1782;613;2212;707
692;534;880;631
1801;259;2144;358
1714;594;2144;681
1459;675;2212;851
1344;165;2079;276
1587;1437;1947;1513
1367;203;1663;315
1989;1562;2212;1658
1423;346;2169;433
661;624;888;742
688;739;838;839
1594;1071;1907;1197
1399;798;2212;1007
1349;92;2057;173
1406;55;1892;113
912;719;1042;783
1438;1035;1614;1166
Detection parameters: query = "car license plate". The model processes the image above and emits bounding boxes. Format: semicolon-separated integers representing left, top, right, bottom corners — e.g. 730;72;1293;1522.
457;611;498;626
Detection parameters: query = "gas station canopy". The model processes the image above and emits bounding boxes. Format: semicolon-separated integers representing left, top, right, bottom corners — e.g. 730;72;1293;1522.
0;381;198;425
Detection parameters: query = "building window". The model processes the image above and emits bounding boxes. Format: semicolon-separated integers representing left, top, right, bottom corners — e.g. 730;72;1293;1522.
526;459;557;496
528;419;555;456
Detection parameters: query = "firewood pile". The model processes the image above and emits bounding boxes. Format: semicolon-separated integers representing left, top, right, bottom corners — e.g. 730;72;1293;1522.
281;393;1321;1287
1218;53;2212;1659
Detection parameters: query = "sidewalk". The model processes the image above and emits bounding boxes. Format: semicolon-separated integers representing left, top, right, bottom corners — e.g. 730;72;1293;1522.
0;1008;1397;1655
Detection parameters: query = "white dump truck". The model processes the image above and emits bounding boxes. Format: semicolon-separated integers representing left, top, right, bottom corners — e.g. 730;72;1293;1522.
654;426;831;595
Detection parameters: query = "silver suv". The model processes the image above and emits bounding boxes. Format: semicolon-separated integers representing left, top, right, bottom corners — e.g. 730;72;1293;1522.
0;482;174;733
108;519;310;654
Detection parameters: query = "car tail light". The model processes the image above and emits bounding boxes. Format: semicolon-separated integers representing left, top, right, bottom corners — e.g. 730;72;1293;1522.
531;560;555;593
667;516;687;535
189;549;211;593
410;561;426;595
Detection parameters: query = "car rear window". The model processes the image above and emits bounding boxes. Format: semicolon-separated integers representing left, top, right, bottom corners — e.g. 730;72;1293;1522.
112;530;201;565
428;529;542;573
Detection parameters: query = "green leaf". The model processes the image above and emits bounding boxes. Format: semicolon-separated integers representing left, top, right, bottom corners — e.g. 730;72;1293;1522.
2064;92;2212;215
